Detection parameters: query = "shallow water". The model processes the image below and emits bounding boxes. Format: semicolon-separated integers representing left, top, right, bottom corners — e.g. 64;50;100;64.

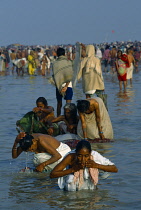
0;68;141;210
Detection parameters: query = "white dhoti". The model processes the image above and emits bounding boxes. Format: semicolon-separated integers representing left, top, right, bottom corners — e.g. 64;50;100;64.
126;63;134;79
33;142;71;171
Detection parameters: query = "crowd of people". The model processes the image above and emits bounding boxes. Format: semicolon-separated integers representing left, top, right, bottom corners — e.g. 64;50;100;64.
9;40;141;191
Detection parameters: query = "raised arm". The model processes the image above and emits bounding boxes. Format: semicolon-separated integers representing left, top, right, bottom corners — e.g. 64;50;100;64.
50;153;84;178
51;115;64;123
12;132;26;158
86;160;118;172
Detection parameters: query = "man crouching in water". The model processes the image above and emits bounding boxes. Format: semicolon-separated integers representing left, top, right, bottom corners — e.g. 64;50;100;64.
12;132;71;172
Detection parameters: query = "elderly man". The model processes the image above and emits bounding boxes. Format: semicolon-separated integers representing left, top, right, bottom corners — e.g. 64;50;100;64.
12;132;71;172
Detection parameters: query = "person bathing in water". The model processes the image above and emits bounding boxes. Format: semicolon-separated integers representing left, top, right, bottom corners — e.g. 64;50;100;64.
50;140;118;191
12;132;71;172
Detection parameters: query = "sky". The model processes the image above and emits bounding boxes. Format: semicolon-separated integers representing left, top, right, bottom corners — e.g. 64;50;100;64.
0;0;141;46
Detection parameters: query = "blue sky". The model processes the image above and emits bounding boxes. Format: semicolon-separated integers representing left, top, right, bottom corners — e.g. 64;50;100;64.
0;0;141;46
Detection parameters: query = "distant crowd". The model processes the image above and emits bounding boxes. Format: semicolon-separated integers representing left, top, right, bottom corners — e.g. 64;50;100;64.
0;40;140;77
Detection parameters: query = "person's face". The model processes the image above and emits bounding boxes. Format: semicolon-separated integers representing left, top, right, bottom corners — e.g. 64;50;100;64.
117;51;122;58
64;108;71;118
37;102;45;109
76;148;91;165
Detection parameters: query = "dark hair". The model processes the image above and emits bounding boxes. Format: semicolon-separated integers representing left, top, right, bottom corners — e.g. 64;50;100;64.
76;140;91;153
77;100;90;113
57;48;65;57
19;134;34;151
36;97;47;106
105;45;110;50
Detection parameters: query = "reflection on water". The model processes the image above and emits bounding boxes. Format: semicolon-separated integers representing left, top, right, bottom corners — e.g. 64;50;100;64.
0;70;141;209
8;172;117;210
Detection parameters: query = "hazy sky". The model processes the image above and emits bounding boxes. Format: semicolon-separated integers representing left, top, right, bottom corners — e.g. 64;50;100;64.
0;0;141;46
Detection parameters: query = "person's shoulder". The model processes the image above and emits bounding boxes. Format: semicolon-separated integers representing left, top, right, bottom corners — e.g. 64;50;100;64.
47;105;54;110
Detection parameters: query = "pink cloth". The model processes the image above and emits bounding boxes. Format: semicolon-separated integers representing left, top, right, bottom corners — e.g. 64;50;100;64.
102;49;110;60
73;155;99;188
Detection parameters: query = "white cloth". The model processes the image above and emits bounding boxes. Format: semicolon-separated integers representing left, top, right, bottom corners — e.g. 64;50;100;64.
77;97;113;139
126;63;134;79
58;150;114;191
96;48;102;59
33;142;71;171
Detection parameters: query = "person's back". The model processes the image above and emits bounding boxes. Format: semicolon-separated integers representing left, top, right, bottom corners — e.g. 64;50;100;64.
52;47;73;116
10;51;16;60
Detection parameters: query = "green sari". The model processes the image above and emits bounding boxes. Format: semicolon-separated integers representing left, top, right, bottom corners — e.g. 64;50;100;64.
16;111;59;136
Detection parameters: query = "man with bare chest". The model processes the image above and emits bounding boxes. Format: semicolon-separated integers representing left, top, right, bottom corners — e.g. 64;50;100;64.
12;132;71;172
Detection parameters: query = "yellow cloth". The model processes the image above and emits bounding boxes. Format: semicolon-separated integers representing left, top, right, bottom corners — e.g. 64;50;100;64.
28;55;35;75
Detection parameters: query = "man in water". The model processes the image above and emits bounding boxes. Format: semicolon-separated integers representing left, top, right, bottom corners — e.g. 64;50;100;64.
12;132;71;172
52;47;73;116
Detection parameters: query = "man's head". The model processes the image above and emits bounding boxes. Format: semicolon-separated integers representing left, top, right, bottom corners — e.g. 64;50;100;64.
57;48;65;57
77;100;90;113
19;134;34;151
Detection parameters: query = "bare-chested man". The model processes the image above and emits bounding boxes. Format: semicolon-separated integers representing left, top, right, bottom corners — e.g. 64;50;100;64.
12;132;71;172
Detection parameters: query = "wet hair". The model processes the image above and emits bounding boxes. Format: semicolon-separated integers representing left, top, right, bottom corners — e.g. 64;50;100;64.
77;100;90;113
36;97;47;106
19;134;34;151
76;140;91;153
57;48;65;57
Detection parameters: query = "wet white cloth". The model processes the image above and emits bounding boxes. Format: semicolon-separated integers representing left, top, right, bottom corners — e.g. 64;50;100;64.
33;142;71;171
77;97;113;139
58;150;114;191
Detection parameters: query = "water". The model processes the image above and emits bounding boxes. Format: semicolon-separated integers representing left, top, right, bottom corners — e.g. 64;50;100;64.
0;69;141;210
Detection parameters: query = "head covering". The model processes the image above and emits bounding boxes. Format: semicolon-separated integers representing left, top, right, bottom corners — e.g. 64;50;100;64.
85;45;102;76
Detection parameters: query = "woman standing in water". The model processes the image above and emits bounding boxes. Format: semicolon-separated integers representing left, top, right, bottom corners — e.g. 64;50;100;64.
115;50;129;92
